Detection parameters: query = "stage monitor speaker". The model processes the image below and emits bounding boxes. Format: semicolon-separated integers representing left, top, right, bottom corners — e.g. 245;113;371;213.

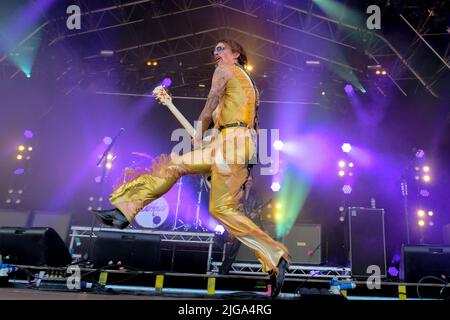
91;230;161;271
30;210;72;244
348;207;387;278
0;209;31;228
400;245;450;282
283;224;322;265
0;227;72;266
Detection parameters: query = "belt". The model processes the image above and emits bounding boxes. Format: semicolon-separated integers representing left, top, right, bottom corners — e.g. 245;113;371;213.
218;121;248;131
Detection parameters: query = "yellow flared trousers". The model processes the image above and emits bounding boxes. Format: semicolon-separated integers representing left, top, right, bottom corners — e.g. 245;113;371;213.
109;128;289;274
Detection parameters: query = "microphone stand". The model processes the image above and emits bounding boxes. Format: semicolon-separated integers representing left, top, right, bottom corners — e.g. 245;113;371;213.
194;175;209;231
85;128;125;264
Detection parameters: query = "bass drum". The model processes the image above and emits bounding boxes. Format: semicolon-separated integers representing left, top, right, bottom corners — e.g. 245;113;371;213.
134;197;171;230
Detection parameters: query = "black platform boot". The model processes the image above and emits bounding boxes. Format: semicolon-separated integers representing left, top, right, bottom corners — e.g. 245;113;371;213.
91;208;130;230
270;257;290;299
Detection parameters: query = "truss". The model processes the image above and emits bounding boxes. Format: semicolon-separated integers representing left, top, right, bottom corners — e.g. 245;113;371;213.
210;261;352;279
1;0;448;97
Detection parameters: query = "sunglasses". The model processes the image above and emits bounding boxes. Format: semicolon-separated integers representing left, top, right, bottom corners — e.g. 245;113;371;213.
211;45;226;56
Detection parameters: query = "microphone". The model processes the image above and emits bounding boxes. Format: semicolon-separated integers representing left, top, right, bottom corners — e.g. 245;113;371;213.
96;128;125;166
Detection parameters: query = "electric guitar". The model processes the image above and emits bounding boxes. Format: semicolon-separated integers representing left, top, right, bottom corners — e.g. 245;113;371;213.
152;85;213;188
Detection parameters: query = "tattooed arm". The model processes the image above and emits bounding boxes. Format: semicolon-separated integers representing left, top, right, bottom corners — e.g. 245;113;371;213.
193;64;233;143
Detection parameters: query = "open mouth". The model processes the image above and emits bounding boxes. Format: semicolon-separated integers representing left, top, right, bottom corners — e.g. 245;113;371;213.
215;56;221;63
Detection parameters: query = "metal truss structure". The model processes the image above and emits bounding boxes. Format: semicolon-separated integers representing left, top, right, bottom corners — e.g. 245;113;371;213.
1;0;448;98
69;226;215;271
211;261;352;279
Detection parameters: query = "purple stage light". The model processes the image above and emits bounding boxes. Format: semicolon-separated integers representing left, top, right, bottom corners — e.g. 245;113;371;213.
415;149;425;158
419;189;430;197
388;267;399;277
103;136;112;145
161;77;172;88
341;143;352;153
344;84;354;95
338;160;346;168
24;130;33;139
14;168;25;175
342;185;352;194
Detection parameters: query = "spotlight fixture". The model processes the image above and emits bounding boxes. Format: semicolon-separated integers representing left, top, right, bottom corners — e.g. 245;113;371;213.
23;130;33;139
103;136;112;145
270;182;281;192
244;64;253;71
341;143;352;153
342;185;352;194
273;140;284;151
344;84;354;94
415;149;425;158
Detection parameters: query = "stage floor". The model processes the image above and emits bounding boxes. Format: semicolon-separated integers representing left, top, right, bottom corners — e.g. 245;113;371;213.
0;288;196;300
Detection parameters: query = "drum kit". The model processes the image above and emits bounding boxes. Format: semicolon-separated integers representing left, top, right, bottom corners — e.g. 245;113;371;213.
129;151;210;232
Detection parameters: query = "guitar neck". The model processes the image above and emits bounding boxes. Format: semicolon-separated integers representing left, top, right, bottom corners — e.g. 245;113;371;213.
165;101;196;138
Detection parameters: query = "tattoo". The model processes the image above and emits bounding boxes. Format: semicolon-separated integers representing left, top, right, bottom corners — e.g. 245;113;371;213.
196;66;230;139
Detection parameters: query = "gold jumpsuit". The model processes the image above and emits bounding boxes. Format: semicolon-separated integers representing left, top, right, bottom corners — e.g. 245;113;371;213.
109;65;290;274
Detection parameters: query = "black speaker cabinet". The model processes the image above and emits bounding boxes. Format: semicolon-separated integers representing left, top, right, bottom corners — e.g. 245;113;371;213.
91;230;161;271
283;224;322;265
0;227;71;266
400;245;450;282
348;207;387;278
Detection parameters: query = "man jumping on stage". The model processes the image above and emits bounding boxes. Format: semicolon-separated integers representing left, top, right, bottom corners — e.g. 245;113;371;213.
92;39;290;298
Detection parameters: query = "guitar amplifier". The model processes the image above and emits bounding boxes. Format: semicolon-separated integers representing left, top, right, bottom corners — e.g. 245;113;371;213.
348;207;387;278
283;224;322;265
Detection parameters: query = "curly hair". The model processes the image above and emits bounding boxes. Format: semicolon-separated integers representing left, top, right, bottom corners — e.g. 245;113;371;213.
215;39;248;66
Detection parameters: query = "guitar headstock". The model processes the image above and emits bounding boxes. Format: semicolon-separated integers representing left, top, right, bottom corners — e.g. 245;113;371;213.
152;85;172;106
